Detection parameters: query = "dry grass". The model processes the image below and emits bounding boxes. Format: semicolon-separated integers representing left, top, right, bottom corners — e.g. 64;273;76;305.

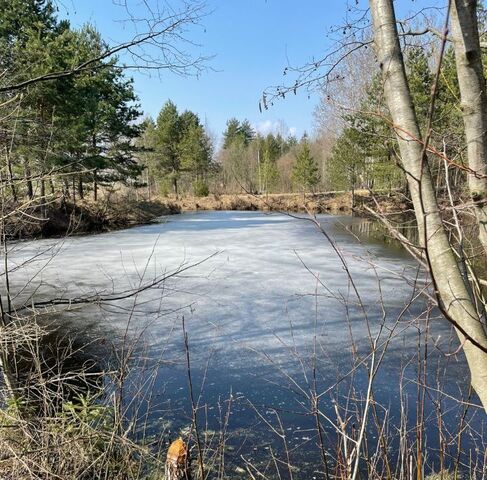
425;473;455;480
0;399;161;479
162;190;412;216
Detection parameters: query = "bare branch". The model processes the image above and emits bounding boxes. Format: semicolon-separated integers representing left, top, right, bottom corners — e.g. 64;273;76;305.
0;1;211;94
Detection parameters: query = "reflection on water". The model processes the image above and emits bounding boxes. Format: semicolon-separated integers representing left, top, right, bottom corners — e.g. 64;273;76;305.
340;213;419;249
6;211;485;477
10;325;105;411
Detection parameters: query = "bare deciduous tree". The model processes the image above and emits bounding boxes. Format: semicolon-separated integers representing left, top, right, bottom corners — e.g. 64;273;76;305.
449;0;487;253
369;0;487;411
264;0;487;411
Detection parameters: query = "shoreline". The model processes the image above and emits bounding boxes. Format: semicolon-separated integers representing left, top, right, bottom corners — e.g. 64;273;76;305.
171;191;409;216
5;191;410;241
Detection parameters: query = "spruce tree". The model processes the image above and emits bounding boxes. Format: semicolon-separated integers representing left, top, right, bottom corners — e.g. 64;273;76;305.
292;140;320;197
155;100;181;196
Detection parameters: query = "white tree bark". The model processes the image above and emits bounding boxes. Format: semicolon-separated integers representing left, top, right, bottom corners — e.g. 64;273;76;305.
369;0;487;411
450;0;487;254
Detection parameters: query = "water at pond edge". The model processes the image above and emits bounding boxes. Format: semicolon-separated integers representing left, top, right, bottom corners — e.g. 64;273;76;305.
6;211;485;478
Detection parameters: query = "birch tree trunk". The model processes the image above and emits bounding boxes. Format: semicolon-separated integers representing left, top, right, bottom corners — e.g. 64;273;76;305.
450;0;487;254
369;0;487;411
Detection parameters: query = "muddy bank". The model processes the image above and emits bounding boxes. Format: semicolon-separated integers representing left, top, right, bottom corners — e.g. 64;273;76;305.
5;197;180;240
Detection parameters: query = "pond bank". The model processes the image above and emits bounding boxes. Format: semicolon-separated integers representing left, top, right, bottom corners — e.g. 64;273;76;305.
170;190;410;215
4;197;180;240
5;191;410;240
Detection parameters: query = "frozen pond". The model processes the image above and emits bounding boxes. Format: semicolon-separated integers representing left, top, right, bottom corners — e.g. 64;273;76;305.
5;211;484;477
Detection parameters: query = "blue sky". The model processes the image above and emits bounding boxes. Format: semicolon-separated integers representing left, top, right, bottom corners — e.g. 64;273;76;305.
60;0;443;143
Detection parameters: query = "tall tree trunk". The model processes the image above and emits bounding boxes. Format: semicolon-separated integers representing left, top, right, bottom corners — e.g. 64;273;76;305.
370;0;487;411
6;155;17;202
78;176;84;200
72;177;76;205
62;178;70;201
146;170;151;201
450;0;487;254
40;177;46;218
93;170;98;202
92;135;98;202
173;175;179;200
23;157;33;199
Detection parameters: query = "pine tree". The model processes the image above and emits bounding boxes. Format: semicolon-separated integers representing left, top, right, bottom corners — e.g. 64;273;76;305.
179;123;212;178
47;27;142;199
261;149;279;196
144;102;213;197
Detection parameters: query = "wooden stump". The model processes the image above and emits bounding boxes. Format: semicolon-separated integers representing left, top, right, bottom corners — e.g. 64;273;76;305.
165;437;190;480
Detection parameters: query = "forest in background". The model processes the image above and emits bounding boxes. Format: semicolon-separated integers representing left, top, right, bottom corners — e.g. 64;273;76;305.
1;0;482;211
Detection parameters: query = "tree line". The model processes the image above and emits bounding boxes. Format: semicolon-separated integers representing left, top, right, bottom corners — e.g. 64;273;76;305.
3;0;485;211
0;0;323;204
0;0;210;206
1;1;145;202
136;113;322;198
214;118;320;196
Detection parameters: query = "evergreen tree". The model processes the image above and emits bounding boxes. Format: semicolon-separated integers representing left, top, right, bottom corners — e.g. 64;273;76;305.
135;117;158;198
222;118;240;149
286;135;298;149
27;26;143;199
260;148;279;196
0;0;57;74
292;140;320;196
238;120;255;147
179;123;212;179
154;100;181;196
222;118;254;149
327;128;365;195
0;0;60;198
142;102;212;197
406;46;433;129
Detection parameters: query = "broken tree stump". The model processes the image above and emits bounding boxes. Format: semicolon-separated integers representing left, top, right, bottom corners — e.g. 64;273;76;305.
165;437;190;480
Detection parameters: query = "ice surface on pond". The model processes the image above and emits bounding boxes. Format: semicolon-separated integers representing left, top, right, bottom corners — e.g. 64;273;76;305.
5;210;476;475
6;211;463;391
7;212;421;348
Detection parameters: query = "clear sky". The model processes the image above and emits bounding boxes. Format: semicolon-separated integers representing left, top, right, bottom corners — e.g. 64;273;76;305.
60;0;443;143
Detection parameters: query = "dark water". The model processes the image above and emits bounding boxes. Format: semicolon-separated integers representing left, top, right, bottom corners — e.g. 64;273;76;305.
6;211;485;478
